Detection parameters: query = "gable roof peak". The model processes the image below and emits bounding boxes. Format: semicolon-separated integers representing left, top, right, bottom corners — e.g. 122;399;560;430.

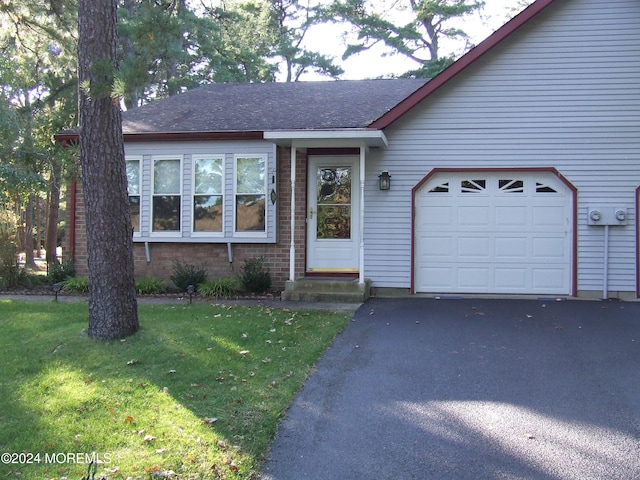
369;0;556;129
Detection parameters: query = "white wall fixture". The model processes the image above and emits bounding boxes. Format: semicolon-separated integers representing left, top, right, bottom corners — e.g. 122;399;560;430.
588;209;602;223
587;207;628;225
615;209;627;223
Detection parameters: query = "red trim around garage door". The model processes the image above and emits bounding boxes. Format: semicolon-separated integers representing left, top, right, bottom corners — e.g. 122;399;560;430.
411;167;578;297
636;186;640;298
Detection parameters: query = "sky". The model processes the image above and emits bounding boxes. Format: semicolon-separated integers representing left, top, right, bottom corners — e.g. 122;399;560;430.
297;0;534;80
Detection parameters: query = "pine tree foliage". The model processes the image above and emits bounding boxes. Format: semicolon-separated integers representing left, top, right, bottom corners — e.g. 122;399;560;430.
321;0;484;77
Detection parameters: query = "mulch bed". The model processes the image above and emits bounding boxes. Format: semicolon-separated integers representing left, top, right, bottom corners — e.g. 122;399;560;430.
0;285;280;302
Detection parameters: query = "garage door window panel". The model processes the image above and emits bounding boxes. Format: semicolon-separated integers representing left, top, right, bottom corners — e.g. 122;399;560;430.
498;179;524;194
429;182;449;193
461;179;486;193
536;182;558;193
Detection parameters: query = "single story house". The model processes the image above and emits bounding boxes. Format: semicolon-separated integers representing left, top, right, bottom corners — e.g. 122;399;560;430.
57;0;640;300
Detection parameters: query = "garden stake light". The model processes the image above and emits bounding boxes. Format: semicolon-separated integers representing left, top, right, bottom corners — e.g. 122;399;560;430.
186;284;195;304
52;282;63;301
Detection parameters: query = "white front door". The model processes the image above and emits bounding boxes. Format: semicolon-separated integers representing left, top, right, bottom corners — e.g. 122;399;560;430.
307;156;360;272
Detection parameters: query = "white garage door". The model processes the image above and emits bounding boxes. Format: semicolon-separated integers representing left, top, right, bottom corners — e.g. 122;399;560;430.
414;171;573;295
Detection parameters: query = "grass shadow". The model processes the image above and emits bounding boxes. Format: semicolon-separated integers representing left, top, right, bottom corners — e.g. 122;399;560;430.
0;300;351;479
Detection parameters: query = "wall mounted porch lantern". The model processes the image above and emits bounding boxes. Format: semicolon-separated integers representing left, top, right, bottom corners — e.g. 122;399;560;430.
270;171;277;205
379;171;391;191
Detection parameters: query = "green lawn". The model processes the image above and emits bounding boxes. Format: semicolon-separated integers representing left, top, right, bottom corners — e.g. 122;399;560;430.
0;299;352;479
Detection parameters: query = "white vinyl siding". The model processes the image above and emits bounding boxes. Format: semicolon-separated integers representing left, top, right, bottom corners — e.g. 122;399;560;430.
365;0;640;295
126;141;277;243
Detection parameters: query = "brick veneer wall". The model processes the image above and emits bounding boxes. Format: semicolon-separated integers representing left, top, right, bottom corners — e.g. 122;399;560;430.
63;147;308;292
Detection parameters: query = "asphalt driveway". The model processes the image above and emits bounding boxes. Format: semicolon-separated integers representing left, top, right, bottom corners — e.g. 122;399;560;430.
259;297;640;480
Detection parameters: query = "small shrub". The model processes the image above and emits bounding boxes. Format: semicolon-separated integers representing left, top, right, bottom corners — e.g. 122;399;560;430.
63;276;89;293
199;277;242;299
47;260;76;284
240;256;271;294
0;265;43;289
0;267;42;289
170;261;208;291
135;276;166;295
0;264;21;289
0;212;19;288
17;271;46;288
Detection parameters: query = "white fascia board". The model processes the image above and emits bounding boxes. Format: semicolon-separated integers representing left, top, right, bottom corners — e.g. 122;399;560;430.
263;129;388;148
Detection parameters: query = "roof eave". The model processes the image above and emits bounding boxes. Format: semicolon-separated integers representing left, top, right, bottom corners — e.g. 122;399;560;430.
53;130;265;143
369;0;556;130
53;132;79;144
122;131;264;142
264;129;389;148
55;128;389;147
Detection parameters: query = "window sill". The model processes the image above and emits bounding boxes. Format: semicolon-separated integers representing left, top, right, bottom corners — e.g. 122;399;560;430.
133;236;275;244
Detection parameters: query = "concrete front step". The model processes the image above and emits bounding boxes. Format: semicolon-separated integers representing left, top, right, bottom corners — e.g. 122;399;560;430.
282;278;371;303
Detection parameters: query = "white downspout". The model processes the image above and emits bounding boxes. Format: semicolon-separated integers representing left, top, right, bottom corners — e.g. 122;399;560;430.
289;144;297;281
603;224;609;300
359;143;366;285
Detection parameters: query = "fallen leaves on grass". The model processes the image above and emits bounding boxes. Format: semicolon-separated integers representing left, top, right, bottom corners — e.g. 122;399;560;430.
145;465;178;477
222;456;238;471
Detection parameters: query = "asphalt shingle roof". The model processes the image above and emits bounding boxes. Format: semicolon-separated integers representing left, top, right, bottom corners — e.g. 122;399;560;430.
121;79;429;134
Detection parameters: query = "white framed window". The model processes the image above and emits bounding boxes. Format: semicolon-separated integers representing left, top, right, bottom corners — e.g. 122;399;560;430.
125;144;276;243
152;156;182;234
126;157;141;235
234;155;267;234
192;156;224;235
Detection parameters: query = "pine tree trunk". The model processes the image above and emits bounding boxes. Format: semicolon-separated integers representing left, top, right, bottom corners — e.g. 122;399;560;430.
24;192;35;265
78;0;139;340
35;195;43;258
